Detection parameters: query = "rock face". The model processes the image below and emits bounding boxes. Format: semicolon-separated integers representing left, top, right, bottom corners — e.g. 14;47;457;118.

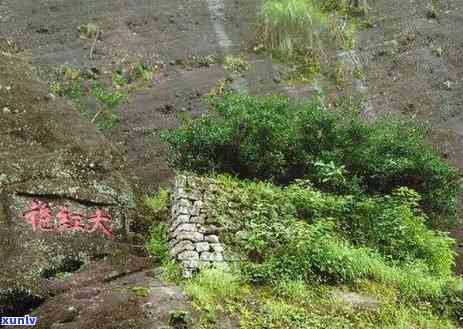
0;52;135;299
2;255;195;329
168;175;230;277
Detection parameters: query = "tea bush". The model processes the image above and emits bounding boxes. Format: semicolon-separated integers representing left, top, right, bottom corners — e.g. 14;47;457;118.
162;93;460;226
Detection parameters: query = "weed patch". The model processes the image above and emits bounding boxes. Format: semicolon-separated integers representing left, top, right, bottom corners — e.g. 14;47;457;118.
48;61;156;129
223;55;249;73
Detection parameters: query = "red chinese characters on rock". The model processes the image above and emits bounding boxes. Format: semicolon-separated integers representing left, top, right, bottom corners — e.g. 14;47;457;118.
22;199;113;237
23;199;53;232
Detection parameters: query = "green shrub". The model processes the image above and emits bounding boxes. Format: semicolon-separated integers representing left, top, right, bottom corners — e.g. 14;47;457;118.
78;23;98;39
178;177;461;327
162;93;460;226
90;81;128;129
286;184;455;275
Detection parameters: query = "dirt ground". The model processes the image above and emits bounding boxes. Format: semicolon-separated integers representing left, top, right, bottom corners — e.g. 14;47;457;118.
0;0;284;194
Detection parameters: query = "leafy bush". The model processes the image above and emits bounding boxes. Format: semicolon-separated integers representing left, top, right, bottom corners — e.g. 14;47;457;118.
162;93;461;226
286;184;455;275
90;81;128;129
177;175;461;327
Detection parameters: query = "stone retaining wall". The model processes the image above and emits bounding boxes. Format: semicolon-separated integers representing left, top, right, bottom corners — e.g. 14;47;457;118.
169;175;228;277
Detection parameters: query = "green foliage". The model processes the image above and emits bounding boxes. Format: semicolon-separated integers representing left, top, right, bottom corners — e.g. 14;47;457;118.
163;93;461;226
48;64;130;129
196;175;461;318
49;61;156;130
242;299;353;329
239;278;458;329
261;0;328;58
129;62;154;82
90;80;128;129
185;268;245;317
178;176;461;327
131;286;150;297
78;23;98;39
272;279;320;301
161;259;183;283
223;55;249;73
313;0;349;13
144;187;184;283
353;67;364;79
145;188;170;213
259;0;357;80
49;64;84;101
61;64;82;81
287;184;455;275
169;310;191;328
146;222;169;263
112;70;128;87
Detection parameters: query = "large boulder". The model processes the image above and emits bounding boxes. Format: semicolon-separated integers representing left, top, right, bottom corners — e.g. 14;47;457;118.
0;51;135;299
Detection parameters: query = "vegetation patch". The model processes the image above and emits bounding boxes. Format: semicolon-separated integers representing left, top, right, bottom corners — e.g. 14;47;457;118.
173;175;463;327
184;266;461;328
78;23;99;39
49;62;155;129
131;286;150;297
157;92;462;328
259;0;357;82
145;188;183;283
261;0;327;57
185;268;244;318
162;93;461;227
223;55;249;73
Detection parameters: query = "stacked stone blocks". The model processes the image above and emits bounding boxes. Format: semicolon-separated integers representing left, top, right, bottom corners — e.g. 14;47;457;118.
169;175;227;277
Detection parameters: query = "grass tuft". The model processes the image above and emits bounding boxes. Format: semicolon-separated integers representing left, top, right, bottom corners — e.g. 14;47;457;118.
261;0;328;59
